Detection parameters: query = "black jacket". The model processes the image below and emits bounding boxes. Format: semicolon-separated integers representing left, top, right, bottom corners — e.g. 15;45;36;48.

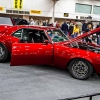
61;22;68;32
68;26;74;34
96;25;100;35
82;23;87;32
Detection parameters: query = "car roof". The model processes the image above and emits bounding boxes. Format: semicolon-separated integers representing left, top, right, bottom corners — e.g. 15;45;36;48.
4;25;57;35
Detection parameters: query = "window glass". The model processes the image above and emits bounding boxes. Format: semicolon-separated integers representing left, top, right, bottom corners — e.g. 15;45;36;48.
0;17;13;25
12;28;48;43
75;3;92;14
47;29;68;42
12;29;22;38
23;29;48;43
93;6;100;15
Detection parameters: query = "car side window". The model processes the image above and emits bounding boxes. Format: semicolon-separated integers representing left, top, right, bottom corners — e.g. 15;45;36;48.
12;29;22;39
23;29;48;43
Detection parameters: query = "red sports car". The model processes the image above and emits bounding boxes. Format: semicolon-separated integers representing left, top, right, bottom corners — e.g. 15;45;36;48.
0;24;100;80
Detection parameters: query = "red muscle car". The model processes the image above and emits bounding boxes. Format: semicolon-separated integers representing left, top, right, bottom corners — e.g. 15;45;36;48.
0;24;100;80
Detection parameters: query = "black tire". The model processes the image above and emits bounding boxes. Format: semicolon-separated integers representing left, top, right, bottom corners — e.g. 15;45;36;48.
0;43;9;62
97;74;100;77
68;59;93;80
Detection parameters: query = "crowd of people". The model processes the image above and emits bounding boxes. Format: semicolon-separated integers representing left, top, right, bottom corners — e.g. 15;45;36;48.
29;18;100;45
29;18;50;26
60;20;100;45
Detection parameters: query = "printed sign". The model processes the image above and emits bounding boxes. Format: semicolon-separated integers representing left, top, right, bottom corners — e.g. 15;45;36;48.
30;10;41;14
14;0;23;9
64;13;69;17
0;7;4;11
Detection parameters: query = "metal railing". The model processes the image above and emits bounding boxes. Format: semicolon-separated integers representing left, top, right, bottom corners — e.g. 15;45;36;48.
59;93;100;100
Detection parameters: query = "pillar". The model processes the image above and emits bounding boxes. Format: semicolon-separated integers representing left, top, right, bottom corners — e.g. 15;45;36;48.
23;15;29;21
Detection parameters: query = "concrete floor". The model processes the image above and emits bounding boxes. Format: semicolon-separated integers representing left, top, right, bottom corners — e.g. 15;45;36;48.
0;62;100;100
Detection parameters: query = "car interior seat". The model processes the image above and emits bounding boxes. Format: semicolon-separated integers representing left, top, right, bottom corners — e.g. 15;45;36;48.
27;32;34;43
33;33;42;43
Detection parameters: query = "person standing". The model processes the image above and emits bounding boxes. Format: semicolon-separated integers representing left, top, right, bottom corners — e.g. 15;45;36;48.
34;20;39;25
82;20;88;33
68;23;74;36
45;20;49;26
77;21;82;35
53;21;60;28
96;24;100;45
71;24;79;38
39;20;43;26
29;18;35;25
85;24;93;43
61;20;68;35
43;20;46;26
87;21;93;30
43;20;49;26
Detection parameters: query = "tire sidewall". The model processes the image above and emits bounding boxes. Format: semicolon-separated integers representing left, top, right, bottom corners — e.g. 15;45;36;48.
68;59;93;80
0;43;8;62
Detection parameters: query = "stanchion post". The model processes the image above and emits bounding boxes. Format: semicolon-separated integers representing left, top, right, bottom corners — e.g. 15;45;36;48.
89;96;92;100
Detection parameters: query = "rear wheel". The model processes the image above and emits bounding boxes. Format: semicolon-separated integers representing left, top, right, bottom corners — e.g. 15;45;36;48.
0;43;9;62
68;59;93;80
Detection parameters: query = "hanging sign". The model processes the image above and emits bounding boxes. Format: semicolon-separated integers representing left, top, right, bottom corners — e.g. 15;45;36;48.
64;13;69;17
0;7;4;11
14;0;23;9
30;10;42;14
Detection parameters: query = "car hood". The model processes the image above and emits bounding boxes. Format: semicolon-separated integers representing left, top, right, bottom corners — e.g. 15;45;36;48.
66;28;100;45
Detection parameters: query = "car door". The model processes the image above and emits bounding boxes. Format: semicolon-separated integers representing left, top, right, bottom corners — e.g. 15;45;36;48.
7;29;23;52
10;29;53;66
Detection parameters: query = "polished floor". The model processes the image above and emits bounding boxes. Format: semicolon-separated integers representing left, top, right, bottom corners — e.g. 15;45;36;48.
0;62;100;100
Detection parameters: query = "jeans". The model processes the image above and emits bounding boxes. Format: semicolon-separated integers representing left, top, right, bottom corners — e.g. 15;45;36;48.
71;33;78;38
71;34;75;38
97;35;100;45
63;31;68;35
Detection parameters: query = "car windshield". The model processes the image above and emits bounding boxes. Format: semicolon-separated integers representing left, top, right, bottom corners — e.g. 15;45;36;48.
47;29;69;42
0;17;13;26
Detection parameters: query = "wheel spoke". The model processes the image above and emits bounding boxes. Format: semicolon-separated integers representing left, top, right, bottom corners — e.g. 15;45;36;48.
72;61;88;78
0;46;4;57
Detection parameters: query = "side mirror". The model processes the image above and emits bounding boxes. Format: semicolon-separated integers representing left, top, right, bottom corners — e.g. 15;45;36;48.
44;40;49;44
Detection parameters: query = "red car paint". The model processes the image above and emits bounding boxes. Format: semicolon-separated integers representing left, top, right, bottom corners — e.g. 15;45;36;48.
0;25;100;75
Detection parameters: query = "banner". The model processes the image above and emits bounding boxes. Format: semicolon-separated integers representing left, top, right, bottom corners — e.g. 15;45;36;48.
0;7;4;11
14;0;23;9
30;10;41;14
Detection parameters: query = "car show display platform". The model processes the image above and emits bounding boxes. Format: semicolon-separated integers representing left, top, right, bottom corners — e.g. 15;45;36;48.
0;63;100;100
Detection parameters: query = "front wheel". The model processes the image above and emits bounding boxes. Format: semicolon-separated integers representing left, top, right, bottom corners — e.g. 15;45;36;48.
0;43;9;62
68;59;93;80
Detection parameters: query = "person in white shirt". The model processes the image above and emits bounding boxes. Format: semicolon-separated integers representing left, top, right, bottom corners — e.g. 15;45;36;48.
29;18;35;25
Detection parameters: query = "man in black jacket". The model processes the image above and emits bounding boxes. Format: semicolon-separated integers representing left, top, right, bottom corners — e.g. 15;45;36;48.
61;20;68;35
82;21;87;33
96;24;100;45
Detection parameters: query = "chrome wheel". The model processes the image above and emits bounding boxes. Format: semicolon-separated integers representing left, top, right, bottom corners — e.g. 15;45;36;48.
72;61;88;78
0;46;5;58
